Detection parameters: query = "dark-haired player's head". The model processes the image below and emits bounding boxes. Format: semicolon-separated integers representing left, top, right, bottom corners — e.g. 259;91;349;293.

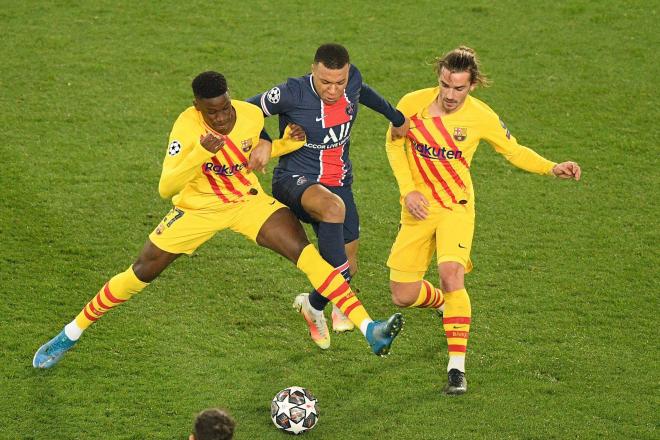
192;71;235;134
189;408;235;440
433;46;490;114
311;43;350;105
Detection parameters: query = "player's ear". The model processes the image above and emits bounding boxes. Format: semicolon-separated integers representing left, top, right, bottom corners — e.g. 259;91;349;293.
193;99;200;111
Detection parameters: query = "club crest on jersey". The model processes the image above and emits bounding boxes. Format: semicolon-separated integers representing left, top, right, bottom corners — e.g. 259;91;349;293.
266;87;280;104
453;127;467;141
345;102;355;116
168;140;182;156
241;139;253;152
296;175;308;186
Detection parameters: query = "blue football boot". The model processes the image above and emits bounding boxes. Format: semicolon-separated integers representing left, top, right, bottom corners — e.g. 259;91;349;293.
33;330;77;368
366;313;404;356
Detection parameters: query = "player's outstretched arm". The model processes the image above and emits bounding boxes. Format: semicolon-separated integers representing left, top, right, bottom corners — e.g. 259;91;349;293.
551;161;581;180
248;124;306;173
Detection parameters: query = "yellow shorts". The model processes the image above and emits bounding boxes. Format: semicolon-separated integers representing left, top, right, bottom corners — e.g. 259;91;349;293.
387;203;475;282
148;193;286;255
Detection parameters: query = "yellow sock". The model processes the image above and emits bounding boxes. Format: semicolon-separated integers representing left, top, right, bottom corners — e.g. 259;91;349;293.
409;280;445;308
296;244;371;332
74;266;149;330
442;288;471;361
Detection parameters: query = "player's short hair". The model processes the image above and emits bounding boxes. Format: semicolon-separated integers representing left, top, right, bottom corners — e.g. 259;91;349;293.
434;46;490;87
314;43;350;69
192;71;228;99
193;408;235;440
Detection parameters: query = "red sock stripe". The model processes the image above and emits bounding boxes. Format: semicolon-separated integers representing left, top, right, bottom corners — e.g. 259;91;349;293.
95;292;111;310
83;307;99;322
443;316;471;325
421;280;432;306
326;282;350;302
342;300;362;317
431;291;445;308
445;330;469;339
335;294;351;309
87;301;102;318
103;283;127;304
447;344;467;353
316;268;341;296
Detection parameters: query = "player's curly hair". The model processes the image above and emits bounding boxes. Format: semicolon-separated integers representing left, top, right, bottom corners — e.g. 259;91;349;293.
193;408;235;440
434;46;490;87
192;71;228;99
314;43;350;69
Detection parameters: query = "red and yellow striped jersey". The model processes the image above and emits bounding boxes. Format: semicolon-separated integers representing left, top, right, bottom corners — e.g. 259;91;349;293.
386;87;556;209
159;100;264;210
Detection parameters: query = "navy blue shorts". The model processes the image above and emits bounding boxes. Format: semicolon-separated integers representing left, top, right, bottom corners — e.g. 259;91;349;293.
272;174;360;243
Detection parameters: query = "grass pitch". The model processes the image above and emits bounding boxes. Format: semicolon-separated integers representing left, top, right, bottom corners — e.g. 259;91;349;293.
1;1;657;439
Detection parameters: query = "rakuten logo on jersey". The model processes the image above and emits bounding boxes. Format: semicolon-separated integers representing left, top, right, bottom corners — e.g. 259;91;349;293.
203;162;247;176
412;140;463;160
305;122;351;150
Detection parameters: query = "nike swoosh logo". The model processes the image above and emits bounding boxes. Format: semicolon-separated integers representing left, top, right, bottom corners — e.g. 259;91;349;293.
315;115;326;121
452;325;467;329
458;243;466;249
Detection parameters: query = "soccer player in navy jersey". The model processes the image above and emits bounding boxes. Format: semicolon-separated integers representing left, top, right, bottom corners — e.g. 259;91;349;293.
247;43;409;349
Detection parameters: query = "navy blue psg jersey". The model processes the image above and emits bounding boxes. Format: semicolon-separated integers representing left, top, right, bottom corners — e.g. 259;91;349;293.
247;65;403;187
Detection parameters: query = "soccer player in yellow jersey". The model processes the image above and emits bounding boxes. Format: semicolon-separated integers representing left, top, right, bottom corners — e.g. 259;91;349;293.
33;71;403;369
385;47;581;395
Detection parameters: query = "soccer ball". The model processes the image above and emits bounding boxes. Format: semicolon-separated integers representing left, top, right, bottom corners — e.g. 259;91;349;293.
271;386;319;435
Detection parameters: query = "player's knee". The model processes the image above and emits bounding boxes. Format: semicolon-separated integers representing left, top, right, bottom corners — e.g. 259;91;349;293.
390;282;416;307
440;274;464;292
319;195;345;222
439;263;465;292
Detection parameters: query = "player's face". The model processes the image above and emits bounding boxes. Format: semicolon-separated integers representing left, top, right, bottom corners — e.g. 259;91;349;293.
311;62;350;105
437;68;474;114
194;93;236;134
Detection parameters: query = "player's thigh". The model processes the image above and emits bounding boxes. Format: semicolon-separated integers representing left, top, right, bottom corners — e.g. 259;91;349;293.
271;174;317;223
149;206;226;255
435;207;475;273
229;195;309;263
387;211;437;274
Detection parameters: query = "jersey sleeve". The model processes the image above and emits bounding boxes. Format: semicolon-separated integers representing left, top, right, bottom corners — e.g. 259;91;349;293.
385;96;416;197
360;82;405;127
482;108;556;175
158;115;214;199
246;79;300;117
270;125;306;158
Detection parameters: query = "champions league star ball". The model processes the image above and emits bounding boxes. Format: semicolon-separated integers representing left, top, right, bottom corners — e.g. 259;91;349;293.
271;386;319;435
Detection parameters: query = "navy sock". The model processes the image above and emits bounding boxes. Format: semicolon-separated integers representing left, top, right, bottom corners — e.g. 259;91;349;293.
308;222;350;311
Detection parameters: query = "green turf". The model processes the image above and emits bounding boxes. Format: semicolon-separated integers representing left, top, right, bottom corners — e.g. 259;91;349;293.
1;1;658;438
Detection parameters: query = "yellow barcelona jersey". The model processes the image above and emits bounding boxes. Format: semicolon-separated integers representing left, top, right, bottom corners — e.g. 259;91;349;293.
386;87;556;209
159;100;264;210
